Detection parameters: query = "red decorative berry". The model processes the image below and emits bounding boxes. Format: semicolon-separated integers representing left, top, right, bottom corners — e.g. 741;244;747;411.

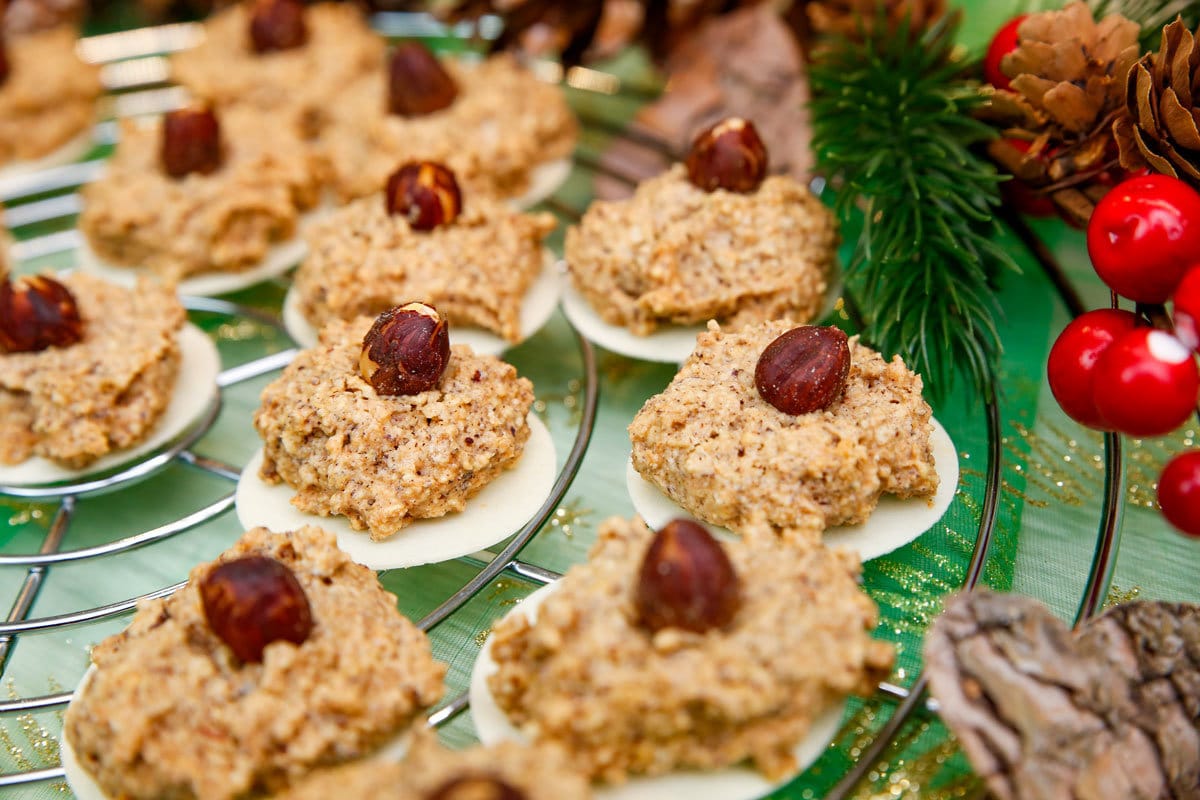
1092;328;1199;437
1086;174;1200;303
1172;265;1200;352
984;15;1025;91
1158;450;1200;537
1047;309;1139;430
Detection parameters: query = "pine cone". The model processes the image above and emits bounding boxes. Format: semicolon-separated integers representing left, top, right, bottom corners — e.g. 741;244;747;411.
981;1;1140;226
1114;18;1200;187
805;0;946;40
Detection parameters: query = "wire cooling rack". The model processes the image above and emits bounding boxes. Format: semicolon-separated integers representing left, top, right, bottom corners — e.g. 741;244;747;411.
0;12;1129;798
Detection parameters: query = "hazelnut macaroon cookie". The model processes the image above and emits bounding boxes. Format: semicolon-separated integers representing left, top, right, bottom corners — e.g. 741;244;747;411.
0;26;101;178
563;118;838;362
279;729;590;800
626;321;958;560
171;0;384;137
62;526;446;800
322;41;576;207
240;303;556;569
285;161;560;355
472;516;893;796
78;104;324;296
0;272;221;486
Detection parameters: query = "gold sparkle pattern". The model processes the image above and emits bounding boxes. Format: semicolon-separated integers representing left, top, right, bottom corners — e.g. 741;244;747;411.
534;378;583;425
1103;583;1142;609
1;679;67;792
804;703;983;800
485;578;534;606
213;318;280;342
2;499;56;529
544;498;592;539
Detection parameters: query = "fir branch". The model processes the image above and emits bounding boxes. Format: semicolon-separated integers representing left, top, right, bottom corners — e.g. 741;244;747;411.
810;12;1017;402
1085;0;1200;40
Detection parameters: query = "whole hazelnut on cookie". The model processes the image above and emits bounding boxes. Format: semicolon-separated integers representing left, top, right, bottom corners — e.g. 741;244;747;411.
248;0;309;53
426;774;528;800
200;554;314;663
755;325;851;415
359;302;451;396
385;162;462;231
685;117;768;194
0;275;84;353
388;41;459;117
635;519;741;634
161;106;224;178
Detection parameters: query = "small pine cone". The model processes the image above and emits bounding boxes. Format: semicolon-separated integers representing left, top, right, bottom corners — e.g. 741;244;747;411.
806;0;946;40
980;1;1140;225
1114;18;1200;188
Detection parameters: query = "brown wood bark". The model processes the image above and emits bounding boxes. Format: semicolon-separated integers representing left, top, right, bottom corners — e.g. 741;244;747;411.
925;591;1200;800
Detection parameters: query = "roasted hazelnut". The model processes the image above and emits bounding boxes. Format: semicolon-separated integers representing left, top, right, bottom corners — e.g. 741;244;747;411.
755;325;851;416
384;162;462;231
359;302;451;396
0;38;10;87
248;0;308;53
426;774;527;800
199;554;314;664
685;117;769;194
387;41;459;117
161;106;224;179
634;519;741;634
0;275;84;353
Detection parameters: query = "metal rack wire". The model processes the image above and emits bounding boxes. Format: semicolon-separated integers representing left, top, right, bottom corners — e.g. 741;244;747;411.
0;13;1127;797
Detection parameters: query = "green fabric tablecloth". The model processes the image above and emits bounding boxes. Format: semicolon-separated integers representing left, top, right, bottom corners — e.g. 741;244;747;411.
0;1;1197;797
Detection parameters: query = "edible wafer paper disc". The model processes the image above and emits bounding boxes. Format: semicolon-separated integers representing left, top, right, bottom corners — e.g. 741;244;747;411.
627;417;959;562
282;250;563;356
76;204;332;297
561;270;844;364
470;582;846;800
509;158;571;210
0;128;93;184
0;324;220;487
236;414;556;570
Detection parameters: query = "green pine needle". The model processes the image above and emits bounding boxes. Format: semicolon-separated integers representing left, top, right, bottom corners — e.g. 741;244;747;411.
810;12;1017;403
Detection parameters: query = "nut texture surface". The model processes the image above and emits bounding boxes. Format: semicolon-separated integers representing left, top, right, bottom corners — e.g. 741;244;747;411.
685;117;769;193
160;106;224;178
388;41;459;117
755;325;851;415
0;275;84;353
200;554;314;663
635;519;741;633
385;161;463;231
249;0;308;53
359;302;451;396
426;774;528;800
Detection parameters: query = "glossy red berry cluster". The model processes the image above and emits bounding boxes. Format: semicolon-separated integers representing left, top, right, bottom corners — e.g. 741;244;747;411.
1047;174;1200;538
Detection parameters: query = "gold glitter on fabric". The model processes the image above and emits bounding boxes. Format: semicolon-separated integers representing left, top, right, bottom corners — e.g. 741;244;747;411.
1;680;67;792
545;498;592;539
534;378;584;425
214;318;281;343
2;500;55;528
1104;583;1142;609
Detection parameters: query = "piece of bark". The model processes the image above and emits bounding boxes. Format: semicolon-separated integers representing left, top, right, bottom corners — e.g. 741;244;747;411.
595;4;813;200
925;591;1200;800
